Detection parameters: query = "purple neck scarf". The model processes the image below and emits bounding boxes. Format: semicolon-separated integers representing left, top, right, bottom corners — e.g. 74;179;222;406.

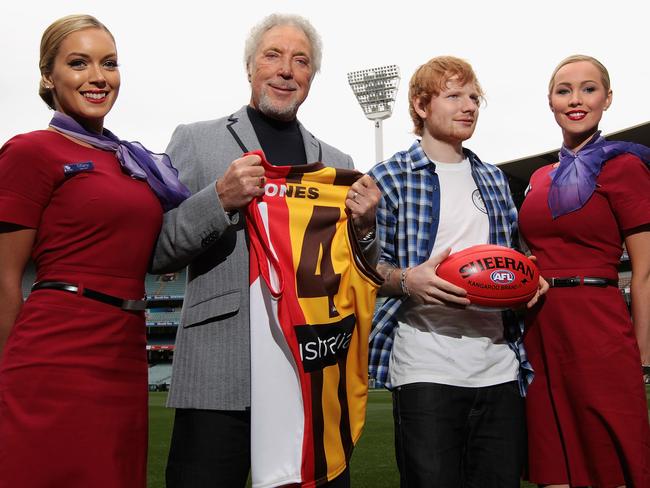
49;112;190;211
548;131;650;218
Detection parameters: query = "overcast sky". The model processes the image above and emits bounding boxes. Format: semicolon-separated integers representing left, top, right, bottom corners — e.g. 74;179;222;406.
2;0;649;172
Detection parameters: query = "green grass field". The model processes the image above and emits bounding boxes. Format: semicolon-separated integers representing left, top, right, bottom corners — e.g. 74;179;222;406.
148;388;650;488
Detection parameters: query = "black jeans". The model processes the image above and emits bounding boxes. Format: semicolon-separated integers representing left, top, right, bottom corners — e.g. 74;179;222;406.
392;381;525;488
166;408;350;487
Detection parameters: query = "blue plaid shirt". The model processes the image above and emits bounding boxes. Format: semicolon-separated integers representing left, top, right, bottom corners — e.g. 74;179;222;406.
368;140;534;395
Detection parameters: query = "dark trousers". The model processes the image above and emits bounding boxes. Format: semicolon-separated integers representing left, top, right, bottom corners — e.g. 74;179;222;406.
392;381;525;488
166;408;350;488
166;408;251;488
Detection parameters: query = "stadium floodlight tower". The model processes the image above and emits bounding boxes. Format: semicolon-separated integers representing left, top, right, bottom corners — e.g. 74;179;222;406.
347;65;400;163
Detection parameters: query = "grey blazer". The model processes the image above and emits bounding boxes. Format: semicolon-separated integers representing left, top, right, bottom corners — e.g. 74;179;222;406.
152;106;356;410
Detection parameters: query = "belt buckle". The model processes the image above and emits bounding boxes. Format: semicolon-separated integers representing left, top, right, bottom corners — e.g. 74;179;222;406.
121;299;147;311
583;277;608;287
551;276;580;287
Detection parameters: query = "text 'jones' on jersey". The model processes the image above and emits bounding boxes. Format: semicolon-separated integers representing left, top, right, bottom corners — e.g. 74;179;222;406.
264;183;319;199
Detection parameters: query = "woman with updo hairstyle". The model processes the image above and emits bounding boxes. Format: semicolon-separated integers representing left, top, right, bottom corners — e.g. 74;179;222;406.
0;14;188;487
519;55;650;487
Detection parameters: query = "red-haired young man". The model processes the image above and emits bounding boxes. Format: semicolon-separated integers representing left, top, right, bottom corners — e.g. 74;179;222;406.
369;56;545;487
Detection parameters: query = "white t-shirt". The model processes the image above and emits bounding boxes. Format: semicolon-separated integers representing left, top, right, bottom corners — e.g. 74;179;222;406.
389;158;519;388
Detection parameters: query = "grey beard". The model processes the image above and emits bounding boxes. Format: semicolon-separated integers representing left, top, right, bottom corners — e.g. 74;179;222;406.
257;92;299;121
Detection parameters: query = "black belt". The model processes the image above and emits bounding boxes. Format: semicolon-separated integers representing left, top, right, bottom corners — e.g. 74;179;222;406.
545;276;618;288
31;281;147;311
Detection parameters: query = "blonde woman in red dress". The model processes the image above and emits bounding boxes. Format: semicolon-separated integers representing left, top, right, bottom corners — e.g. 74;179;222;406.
520;55;650;487
0;14;187;488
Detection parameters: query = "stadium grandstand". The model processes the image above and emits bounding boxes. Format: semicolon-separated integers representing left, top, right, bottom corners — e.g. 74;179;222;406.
145;271;184;390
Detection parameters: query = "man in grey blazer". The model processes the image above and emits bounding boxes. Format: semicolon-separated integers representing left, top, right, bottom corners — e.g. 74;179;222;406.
151;13;380;488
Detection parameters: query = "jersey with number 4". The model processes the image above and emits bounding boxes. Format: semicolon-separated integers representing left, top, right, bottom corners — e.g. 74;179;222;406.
246;151;382;488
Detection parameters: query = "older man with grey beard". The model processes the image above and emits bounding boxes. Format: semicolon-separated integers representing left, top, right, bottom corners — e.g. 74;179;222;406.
151;13;380;488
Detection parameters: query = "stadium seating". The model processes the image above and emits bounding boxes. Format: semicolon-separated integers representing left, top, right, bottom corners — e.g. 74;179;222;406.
146;310;182;325
145;271;187;364
148;363;173;390
146;270;186;298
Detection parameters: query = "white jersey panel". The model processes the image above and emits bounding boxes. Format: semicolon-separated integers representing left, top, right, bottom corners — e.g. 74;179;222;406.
250;204;303;488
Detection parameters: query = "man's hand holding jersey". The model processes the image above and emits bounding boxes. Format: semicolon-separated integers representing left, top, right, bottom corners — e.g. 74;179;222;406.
346;174;380;239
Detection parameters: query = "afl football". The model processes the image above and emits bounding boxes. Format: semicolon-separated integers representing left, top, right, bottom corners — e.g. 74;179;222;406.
436;244;539;308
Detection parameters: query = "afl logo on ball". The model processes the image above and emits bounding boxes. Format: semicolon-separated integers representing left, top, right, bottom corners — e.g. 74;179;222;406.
490;269;515;284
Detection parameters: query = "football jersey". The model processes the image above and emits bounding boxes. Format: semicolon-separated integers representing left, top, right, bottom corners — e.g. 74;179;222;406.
246;151;382;488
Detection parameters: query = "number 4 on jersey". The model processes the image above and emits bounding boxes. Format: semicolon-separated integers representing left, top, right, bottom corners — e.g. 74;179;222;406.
296;205;341;318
